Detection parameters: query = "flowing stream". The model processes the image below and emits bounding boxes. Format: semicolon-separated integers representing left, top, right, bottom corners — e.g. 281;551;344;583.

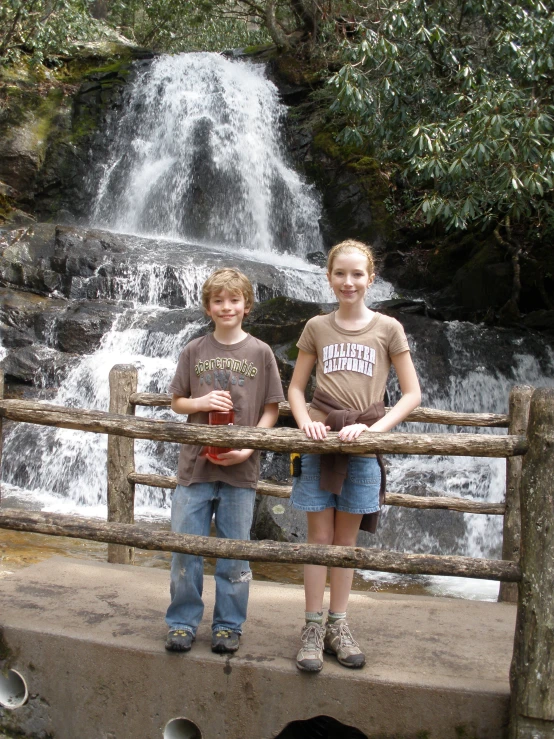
2;52;554;600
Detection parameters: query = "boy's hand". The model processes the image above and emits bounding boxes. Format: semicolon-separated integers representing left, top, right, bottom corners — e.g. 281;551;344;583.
196;390;233;413
208;449;254;466
301;421;330;440
337;423;369;442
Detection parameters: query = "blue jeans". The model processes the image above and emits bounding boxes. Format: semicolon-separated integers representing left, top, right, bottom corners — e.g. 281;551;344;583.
165;482;255;635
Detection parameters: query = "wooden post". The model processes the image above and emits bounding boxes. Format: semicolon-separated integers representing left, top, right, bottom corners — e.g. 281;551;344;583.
0;370;3;504
509;388;554;739
499;385;533;603
107;365;137;564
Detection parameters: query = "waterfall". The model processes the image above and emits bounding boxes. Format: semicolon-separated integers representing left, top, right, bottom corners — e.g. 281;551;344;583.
90;53;323;257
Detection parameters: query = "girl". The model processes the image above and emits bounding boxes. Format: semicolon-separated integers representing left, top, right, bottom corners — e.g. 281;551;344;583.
288;240;421;672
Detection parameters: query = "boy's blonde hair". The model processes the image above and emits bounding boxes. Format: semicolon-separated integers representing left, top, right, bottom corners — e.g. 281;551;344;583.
201;268;255;312
327;239;375;275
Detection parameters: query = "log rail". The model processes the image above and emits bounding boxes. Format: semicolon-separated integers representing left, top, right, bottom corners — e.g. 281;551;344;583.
128;473;506;515
0;509;520;582
0;399;526;457
130;392;510;427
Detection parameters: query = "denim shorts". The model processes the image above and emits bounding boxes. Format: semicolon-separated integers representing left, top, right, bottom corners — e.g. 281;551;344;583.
290;454;381;514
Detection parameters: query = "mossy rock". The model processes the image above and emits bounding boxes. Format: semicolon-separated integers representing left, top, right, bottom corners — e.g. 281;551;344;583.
0;44;153;218
244;296;325;344
272;54;326;87
304;128;393;246
312;131;367;161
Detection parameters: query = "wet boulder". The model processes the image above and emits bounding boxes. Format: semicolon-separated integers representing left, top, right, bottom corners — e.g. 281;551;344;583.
244;296;327;345
1;343;78;385
35;301;125;354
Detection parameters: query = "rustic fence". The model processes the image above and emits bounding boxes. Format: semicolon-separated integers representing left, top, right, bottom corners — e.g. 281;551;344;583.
0;365;552;739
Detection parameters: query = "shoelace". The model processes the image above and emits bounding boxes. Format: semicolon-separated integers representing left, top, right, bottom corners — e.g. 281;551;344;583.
302;623;324;650
215;630;232;638
334;622;359;648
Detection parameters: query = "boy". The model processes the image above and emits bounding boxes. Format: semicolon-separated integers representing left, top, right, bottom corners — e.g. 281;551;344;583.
165;268;284;654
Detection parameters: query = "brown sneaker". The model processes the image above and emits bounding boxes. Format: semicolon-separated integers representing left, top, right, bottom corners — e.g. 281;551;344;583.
324;619;365;668
296;622;325;672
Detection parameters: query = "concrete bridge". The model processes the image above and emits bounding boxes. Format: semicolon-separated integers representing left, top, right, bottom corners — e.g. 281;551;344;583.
0;556;515;739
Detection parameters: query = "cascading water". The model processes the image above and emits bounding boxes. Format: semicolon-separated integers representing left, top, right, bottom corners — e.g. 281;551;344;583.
90;53;322;256
366;320;554;599
2;52;554;601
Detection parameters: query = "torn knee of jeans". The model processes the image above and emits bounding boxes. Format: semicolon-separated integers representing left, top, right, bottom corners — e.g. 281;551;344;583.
230;570;252;583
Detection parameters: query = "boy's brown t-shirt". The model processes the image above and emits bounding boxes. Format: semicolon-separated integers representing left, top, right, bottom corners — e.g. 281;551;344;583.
169;333;284;489
297;311;410;422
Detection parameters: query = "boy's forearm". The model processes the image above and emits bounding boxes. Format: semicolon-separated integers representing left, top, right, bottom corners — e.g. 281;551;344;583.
171;396;199;415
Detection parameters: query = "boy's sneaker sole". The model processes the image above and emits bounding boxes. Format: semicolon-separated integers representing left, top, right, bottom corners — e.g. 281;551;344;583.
211;629;240;653
165;629;194;652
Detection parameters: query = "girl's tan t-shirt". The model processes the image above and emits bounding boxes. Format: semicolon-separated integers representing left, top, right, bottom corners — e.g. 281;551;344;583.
297;311;410;423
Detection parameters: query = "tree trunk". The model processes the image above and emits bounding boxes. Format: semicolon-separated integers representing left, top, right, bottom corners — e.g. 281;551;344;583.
499;385;533;603
509;388;554;738
107;365;137;564
264;0;290;50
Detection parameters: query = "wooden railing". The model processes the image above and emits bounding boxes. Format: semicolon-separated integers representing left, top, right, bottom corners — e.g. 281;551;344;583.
0;366;552;738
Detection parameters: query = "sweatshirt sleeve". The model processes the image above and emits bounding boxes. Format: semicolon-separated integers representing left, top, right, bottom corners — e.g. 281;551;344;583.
388;318;410;356
264;346;285;404
296;317;317;354
168;343;192;397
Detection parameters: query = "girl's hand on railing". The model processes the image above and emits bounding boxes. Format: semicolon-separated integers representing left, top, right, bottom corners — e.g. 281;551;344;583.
208;449;254;466
301;421;330;440
338;423;369;442
196;391;233;413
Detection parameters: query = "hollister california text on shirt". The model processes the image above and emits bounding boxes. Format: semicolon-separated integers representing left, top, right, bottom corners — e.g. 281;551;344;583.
296;312;410;423
169;333;285;489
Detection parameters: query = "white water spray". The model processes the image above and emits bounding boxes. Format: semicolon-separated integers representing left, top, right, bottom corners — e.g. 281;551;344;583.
91;53;323;256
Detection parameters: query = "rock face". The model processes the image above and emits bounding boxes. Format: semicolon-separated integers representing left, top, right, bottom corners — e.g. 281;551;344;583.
0;222;328;387
269;61;393;251
382;232;554;325
0;45;153;224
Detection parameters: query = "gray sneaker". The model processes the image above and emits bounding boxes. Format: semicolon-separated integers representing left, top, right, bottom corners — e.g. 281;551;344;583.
211;629;240;653
324;619;365;668
296;622;325;672
165;629;194;652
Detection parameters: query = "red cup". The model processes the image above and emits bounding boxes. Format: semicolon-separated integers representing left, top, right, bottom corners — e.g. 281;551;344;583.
203;409;235;459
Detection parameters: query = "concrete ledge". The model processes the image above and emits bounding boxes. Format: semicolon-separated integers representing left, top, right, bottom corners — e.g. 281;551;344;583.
0;557;515;738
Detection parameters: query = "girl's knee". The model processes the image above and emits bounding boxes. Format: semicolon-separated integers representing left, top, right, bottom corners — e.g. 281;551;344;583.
308;530;334;546
332;534;358;547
